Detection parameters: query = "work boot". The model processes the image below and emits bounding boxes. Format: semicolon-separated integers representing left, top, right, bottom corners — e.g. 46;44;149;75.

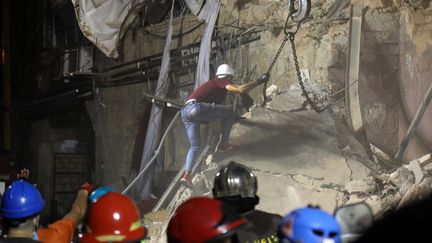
180;170;193;188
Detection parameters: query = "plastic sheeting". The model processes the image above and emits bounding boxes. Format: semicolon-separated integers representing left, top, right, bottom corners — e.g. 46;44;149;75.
184;0;205;15
135;0;175;200
71;0;145;58
194;0;221;89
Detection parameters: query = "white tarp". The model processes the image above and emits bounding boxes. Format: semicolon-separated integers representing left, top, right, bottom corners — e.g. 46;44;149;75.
71;0;145;58
184;0;204;15
194;0;221;89
135;0;175;200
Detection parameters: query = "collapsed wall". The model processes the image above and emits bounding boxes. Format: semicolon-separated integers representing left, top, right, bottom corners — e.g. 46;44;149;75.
77;0;432;226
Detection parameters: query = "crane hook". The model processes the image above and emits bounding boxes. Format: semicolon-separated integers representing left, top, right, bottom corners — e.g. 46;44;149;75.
288;0;311;23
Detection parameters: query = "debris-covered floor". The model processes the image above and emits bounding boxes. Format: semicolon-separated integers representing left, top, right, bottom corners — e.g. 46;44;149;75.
143;88;431;242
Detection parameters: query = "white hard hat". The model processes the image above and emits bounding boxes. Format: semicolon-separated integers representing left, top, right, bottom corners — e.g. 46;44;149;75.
216;64;235;78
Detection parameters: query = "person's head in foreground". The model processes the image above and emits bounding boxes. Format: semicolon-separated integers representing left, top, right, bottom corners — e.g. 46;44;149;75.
80;191;147;243
212;161;259;214
278;207;341;243
0;179;45;241
167;197;247;243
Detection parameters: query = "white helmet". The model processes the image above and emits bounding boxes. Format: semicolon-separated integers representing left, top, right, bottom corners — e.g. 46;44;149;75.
216;64;235;78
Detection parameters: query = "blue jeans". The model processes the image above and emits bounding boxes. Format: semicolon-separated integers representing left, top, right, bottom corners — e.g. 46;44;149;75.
181;101;236;171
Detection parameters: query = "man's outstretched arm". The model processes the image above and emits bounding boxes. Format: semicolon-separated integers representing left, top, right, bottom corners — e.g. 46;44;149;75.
225;73;270;93
63;183;93;223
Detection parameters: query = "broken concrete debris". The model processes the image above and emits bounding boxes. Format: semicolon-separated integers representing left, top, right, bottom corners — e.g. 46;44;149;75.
344;176;376;194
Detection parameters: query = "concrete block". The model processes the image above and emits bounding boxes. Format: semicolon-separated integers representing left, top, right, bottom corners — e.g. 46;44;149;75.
266;84;279;97
389;167;414;189
404;160;424;185
191;174;210;196
344;177;376;194
398;174;415;196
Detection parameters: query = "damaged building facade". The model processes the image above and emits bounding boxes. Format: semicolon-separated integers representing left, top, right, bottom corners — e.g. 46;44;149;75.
1;0;432;241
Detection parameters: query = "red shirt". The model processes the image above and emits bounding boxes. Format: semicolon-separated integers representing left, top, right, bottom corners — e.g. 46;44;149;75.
188;77;231;104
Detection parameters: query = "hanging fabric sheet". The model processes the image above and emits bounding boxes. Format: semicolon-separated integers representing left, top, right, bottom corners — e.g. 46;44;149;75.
194;0;221;89
71;0;145;58
135;0;175;200
184;0;205;15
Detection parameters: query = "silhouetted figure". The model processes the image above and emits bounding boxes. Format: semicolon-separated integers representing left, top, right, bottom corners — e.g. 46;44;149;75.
213;161;281;243
167;197;247;243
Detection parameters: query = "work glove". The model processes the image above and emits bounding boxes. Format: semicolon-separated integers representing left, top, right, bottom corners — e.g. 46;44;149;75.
256;73;270;85
79;182;96;194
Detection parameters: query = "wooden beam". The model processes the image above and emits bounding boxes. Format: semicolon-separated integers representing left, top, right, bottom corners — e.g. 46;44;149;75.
395;81;432;161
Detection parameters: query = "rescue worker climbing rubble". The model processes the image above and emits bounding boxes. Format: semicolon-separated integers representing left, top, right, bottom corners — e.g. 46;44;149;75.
180;64;269;187
167;197;247;243
212;161;282;243
80;191;147;243
278;206;341;243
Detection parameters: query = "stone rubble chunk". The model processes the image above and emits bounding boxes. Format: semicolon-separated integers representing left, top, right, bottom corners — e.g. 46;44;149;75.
345;194;369;205
398;174;415;196
404;159;424;185
389;167;414;189
365;195;383;216
143;210;169;241
191;173;210;196
418;177;432;199
344;176;376;194
266;84;279;97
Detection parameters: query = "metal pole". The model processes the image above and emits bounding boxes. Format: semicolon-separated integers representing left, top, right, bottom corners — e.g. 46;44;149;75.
395;81;432;161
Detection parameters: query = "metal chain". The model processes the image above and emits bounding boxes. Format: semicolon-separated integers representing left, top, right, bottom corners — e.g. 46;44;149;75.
260;0;327;111
288;33;327;112
260;31;328;111
261;17;304;107
261;34;291;107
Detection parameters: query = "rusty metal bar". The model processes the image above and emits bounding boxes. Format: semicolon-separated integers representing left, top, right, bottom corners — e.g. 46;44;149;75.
395;81;432;161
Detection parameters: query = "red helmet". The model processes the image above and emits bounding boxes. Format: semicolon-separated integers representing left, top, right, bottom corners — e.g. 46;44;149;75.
167;197;247;243
80;192;147;243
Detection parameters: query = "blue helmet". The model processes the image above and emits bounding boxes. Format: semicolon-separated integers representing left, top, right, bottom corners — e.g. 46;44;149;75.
278;207;341;243
0;179;45;219
88;186;117;203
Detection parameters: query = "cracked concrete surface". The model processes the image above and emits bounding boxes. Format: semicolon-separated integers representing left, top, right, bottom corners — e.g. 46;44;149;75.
146;90;377;242
212;89;372;214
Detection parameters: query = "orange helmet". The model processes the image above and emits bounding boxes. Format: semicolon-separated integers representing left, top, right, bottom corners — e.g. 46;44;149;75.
80;192;147;243
167;197;247;243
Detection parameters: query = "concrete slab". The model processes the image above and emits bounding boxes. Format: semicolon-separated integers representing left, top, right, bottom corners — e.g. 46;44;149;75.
209;90;372;213
215;107;351;186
